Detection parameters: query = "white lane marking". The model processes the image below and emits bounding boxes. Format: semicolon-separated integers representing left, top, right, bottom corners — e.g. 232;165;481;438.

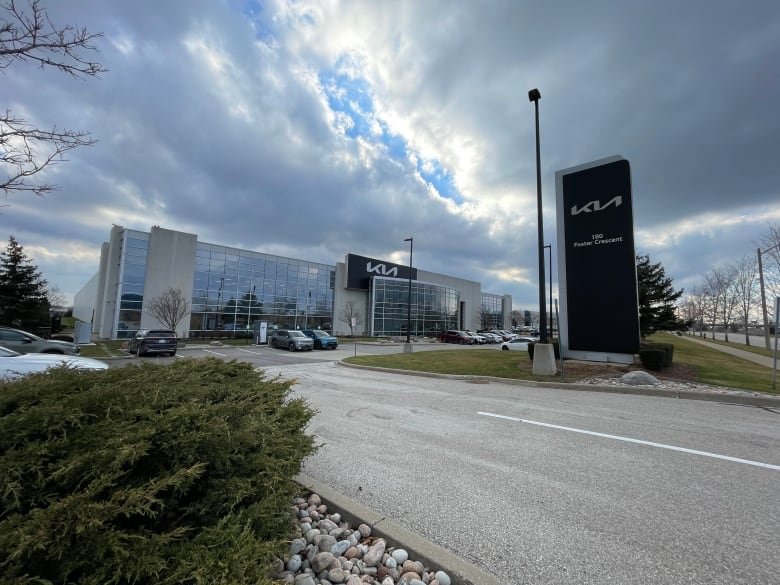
477;411;780;471
235;348;267;355
202;349;228;357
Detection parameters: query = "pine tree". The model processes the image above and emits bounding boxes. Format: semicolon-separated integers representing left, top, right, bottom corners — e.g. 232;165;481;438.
636;254;685;337
0;236;50;328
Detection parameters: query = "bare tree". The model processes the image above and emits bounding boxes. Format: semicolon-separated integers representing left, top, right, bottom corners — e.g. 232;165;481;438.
1;0;106;197
730;255;759;345
759;223;780;301
146;287;190;333
45;283;65;308
337;300;362;337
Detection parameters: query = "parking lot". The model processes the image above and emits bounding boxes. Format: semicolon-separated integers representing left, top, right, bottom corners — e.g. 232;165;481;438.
110;340;496;369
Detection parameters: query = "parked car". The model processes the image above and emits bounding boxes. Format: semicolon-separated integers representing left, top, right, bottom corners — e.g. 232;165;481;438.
0;326;80;355
464;331;487;344
440;330;475;344
0;345;107;380
270;329;314;351
127;329;178;357
302;329;339;350
500;336;537;351
480;332;502;343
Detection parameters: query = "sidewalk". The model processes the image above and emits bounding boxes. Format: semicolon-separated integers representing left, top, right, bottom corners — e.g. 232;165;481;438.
682;335;777;368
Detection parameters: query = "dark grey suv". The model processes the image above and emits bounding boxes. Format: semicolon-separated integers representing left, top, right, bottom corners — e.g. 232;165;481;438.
127;329;178;357
269;329;314;351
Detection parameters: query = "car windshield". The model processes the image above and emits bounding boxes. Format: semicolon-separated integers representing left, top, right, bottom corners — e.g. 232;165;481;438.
289;331;306;338
311;331;327;338
148;330;176;337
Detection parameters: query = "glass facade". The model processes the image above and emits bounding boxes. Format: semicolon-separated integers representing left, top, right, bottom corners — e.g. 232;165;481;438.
188;243;336;337
370;276;459;337
480;292;505;330
115;231;149;339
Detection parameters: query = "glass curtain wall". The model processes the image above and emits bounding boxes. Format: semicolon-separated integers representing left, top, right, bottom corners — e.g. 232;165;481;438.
371;276;459;337
189;243;336;337
480;293;504;330
115;231;149;339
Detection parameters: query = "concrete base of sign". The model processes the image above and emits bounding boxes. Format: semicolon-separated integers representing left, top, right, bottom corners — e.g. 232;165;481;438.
403;342;413;354
532;343;557;375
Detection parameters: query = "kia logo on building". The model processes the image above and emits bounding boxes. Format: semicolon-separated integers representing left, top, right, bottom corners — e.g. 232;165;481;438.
366;262;398;277
571;195;622;216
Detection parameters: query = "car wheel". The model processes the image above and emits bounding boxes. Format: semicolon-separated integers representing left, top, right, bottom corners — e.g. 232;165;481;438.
288;343;296;352
271;339;277;348
137;343;145;357
170;350;176;357
501;346;509;350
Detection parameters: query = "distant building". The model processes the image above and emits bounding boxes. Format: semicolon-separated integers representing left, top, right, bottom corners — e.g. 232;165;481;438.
74;225;512;339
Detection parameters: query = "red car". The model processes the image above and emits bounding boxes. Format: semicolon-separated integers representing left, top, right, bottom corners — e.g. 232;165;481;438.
440;330;475;344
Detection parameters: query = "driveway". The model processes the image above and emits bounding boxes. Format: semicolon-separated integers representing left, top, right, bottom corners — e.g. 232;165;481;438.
267;361;779;585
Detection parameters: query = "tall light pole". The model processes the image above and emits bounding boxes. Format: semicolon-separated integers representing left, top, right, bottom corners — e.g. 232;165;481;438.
404;237;413;344
528;88;547;343
758;242;780;350
544;244;553;337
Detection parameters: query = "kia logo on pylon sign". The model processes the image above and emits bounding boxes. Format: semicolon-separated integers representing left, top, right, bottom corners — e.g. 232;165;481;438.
570;195;622;215
346;253;417;290
366;262;398;277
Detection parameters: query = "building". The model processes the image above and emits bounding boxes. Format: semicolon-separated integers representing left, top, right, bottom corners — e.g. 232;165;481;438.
74;225;512;340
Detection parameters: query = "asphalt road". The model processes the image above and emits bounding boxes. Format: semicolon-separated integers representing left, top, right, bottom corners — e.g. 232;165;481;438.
257;361;780;585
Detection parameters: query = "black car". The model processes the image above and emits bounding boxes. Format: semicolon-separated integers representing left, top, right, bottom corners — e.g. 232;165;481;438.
127;329;178;357
302;329;339;350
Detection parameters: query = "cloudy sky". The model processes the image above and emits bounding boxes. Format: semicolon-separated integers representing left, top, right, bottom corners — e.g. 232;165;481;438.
2;0;779;310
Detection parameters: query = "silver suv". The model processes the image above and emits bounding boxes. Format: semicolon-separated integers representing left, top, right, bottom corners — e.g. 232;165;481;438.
0;326;80;355
270;329;314;351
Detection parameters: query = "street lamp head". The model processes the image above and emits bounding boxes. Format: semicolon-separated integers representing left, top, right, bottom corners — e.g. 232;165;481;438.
404;237;413;242
528;88;541;102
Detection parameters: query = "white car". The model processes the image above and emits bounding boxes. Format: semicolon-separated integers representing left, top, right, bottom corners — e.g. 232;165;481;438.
465;332;487;344
0;345;108;380
500;336;537;351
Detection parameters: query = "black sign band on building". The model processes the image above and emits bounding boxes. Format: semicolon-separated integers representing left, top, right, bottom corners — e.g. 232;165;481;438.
345;253;418;291
555;156;640;363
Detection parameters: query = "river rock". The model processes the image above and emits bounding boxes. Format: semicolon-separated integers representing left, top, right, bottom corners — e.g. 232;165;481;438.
312;552;335;573
308;494;322;507
358;523;372;537
435;571;451;585
331;539;351;556
287;555;302;572
391;548;409;564
363;540;386;566
318;535;337;552
290;538;306;555
328;568;349;583
294;575;316;585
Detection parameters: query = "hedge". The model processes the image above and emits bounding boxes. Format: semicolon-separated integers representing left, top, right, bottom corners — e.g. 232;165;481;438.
0;358;315;584
640;341;674;368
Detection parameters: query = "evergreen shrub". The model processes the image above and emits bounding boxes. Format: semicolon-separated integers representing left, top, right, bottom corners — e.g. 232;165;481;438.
0;358;315;584
640;341;674;367
639;348;666;371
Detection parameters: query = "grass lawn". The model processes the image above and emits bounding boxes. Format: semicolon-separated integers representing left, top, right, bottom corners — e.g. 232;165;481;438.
650;333;777;393
344;334;779;395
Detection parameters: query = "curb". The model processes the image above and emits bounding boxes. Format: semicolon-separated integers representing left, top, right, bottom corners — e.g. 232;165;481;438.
294;473;502;585
337;361;780;408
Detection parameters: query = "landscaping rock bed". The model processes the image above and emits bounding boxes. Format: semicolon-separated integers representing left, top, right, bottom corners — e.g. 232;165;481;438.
276;493;452;585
